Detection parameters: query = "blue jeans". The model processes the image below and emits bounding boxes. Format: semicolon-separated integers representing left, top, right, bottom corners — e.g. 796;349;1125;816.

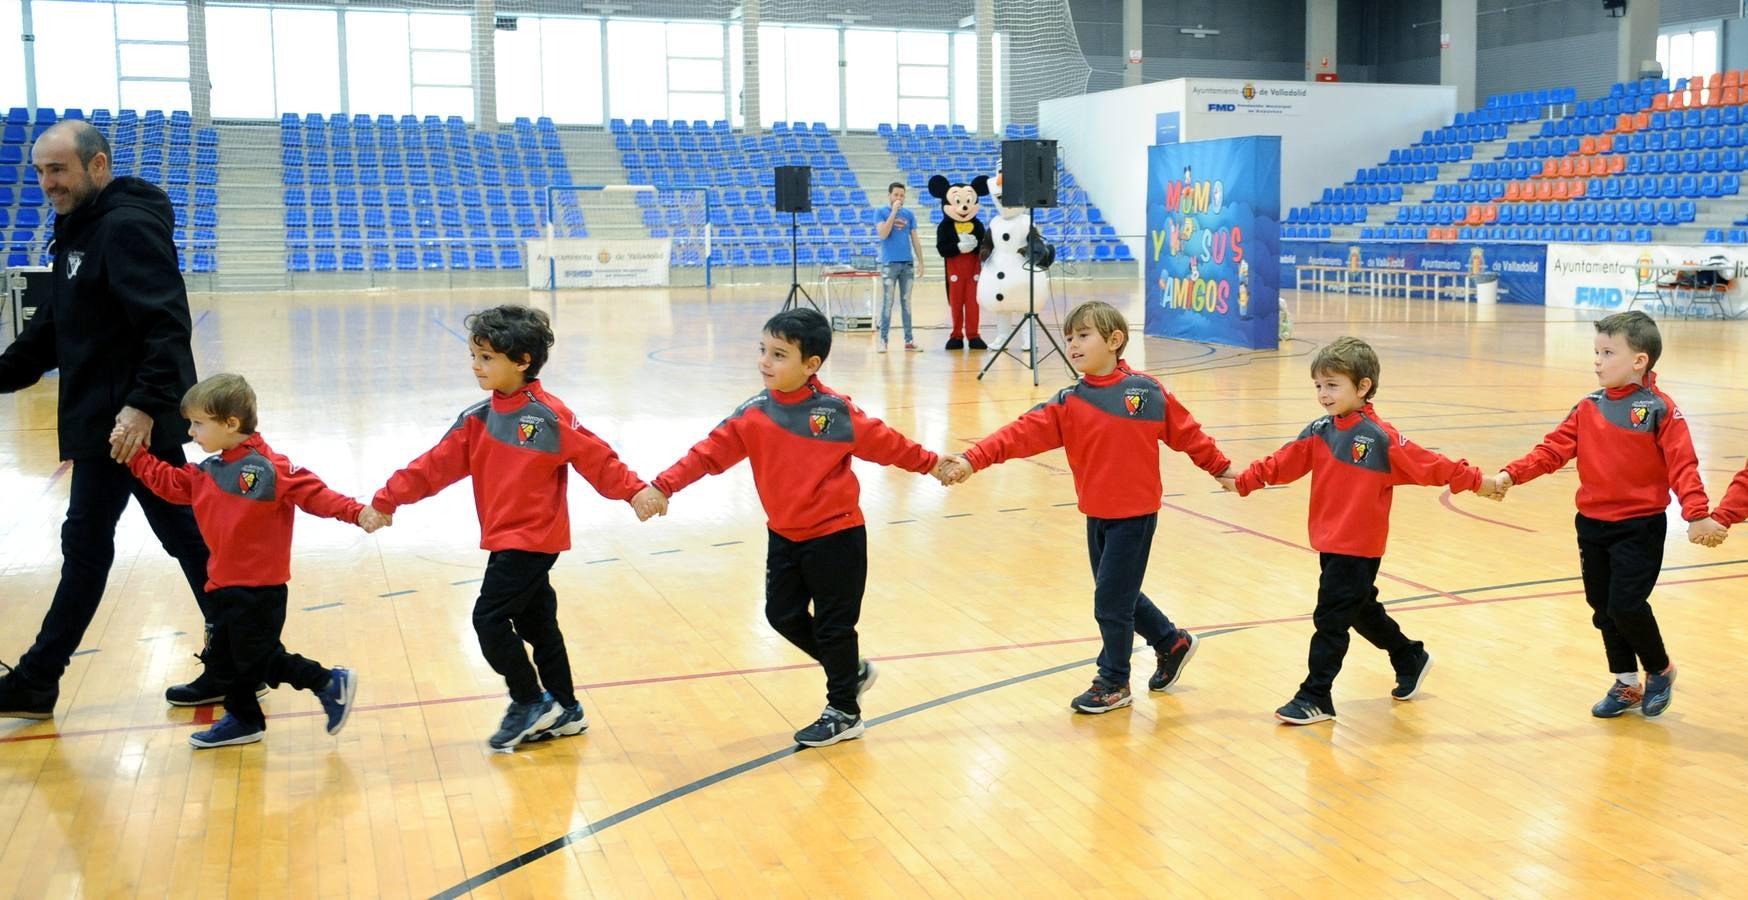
1086;513;1181;685
879;261;915;343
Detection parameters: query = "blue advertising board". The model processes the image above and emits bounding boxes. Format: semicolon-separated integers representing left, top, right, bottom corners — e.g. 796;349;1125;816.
1145;137;1281;349
1278;240;1547;305
1155;112;1180;145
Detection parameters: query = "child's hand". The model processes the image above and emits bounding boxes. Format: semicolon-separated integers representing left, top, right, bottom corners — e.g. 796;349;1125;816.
358;506;392;533
109;425;141;464
1482;471;1512;502
934;455;972;485
1689;517;1728;548
1215;468;1237;493
632;486;668;521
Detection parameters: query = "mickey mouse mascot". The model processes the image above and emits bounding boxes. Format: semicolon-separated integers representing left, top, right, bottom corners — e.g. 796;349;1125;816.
928;174;989;350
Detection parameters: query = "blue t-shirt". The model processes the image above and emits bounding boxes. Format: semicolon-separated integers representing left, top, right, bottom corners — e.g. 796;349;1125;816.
878;208;917;263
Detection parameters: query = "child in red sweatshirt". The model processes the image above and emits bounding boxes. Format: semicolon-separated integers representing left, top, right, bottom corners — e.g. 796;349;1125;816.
650;308;944;748
121;374;362;749
942;301;1228;714
1700;465;1746;544
368;305;662;752
1231;337;1492;726
1495;311;1713;720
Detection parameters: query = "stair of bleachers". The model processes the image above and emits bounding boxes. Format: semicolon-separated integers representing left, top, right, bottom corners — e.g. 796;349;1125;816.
2;106;218;273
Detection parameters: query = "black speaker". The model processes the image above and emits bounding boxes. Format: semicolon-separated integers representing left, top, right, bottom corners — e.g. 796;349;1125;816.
774;165;812;213
1001;139;1058;208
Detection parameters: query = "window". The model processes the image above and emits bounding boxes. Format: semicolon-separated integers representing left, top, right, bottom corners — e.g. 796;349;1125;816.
207;6;275;118
346;10;413;116
273;7;341;115
607;19;667;120
409;12;472;119
897;32;948;127
538;18;603;124
667;21;724;123
0;0;24;107
759;24;839;128
116;2;190;112
845;30;898;130
32;1;121;111
1657;23;1720;89
952;31;1003;131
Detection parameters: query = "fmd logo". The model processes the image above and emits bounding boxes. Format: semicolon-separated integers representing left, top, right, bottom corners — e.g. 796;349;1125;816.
1207;103;1236;112
1575;287;1625;308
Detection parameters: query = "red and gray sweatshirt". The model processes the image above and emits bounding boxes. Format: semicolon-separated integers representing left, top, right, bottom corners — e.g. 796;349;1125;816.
129;432;363;590
1711;463;1748;527
960;362;1231;520
652;376;939;542
372;379;647;553
1235;404;1482;558
1503;372;1709;523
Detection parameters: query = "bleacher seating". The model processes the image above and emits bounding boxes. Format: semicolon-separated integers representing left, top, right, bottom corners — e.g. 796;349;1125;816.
281;113;566;272
2;106;217;272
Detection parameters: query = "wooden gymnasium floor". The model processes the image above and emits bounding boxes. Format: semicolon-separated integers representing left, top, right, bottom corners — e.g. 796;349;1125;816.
1;281;1746;898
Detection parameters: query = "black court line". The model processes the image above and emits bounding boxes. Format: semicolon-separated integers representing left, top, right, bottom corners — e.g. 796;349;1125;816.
711;541;744;548
138;632;185;642
1378;557;1748;606
1052;501;1078;507
70;649;99;657
887;519;916;524
430;626;1256;899
943;513;973;519
650;549;683;556
585;558;618;565
380;590;416;599
450;578;483;586
303;602;343;612
998;507;1027;512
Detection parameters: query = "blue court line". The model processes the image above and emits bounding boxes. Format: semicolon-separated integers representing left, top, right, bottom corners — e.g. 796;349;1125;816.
69;649;99;657
303;602;343;612
450;578;483;586
431;315;469;344
379;590;417;599
430;625;1256;899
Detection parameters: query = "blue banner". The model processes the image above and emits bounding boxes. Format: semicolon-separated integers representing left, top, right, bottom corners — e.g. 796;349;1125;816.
1155;112;1180;145
1278;240;1547;305
1145;137;1281;350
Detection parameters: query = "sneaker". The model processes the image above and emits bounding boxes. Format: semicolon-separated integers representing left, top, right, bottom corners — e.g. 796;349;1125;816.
1391;648;1434;701
0;664;56;720
1070;677;1132;714
794;705;864;747
487;695;560;752
856;658;878;700
1274;697;1336;725
1591;680;1644;718
188;713;265;748
904;341;919;352
877;340;889;354
316;667;357;736
968;336;989;350
166;668;269;707
1643;665;1676;718
527;703;589;742
1148;631;1199;692
945;337;964;351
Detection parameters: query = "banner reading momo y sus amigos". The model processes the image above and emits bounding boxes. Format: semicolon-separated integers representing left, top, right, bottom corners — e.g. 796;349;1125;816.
1145;136;1281;349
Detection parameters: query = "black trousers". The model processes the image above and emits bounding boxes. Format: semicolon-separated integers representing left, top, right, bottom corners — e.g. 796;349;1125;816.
765;526;867;716
214;585;331;728
17;453;217;688
1086;514;1180;685
473;550;576;707
1298;553;1420;706
1576;512;1670;675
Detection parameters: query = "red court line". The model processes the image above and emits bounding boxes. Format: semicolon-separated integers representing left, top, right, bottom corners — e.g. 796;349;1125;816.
5;571;1744;747
1438;488;1536;533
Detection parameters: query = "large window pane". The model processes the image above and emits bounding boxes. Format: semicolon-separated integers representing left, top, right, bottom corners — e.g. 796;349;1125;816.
728;24;744;126
898;66;947;98
668;21;720;55
607;20;668;119
412;50;470;86
114;3;186;41
33;1;120;111
119;43;190;79
409;12;468;50
542;18;602;124
757;25;786;126
0;0;25;106
495;20;543;122
274;8;340;115
670;58;722;92
845;29;897;130
208;6;275;118
1692;30;1718;81
952;32;975;127
669;93;721;122
898;98;947;127
783;26;839;128
898;32;947;65
121;80;191;113
347;10;412;115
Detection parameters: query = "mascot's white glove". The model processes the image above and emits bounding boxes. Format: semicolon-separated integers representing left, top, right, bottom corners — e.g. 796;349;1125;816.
956;232;978;253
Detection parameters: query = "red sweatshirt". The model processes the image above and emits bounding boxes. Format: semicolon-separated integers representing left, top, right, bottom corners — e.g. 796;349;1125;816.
960;362;1230;519
1707;463;1748;527
129;433;363;590
1503;372;1708;523
1235;404;1482;558
372;379;647;552
652;376;938;541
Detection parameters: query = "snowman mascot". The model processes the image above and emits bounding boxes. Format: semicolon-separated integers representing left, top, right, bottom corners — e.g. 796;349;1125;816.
976;173;1056;351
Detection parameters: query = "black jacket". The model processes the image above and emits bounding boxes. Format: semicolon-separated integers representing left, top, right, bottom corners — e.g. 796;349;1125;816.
0;177;197;459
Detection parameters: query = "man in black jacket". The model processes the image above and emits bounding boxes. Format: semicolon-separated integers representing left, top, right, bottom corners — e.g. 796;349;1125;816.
0;120;231;718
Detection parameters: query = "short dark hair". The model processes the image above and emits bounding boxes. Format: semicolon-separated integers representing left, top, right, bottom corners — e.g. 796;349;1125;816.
763;308;832;363
887;182;905;194
71;122;111;168
465;304;555;379
1311;336;1381;400
1595;310;1661;369
1064;300;1129;356
182;373;258;433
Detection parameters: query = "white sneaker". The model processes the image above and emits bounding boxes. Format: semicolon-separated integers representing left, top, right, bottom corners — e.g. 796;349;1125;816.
877;340;889;353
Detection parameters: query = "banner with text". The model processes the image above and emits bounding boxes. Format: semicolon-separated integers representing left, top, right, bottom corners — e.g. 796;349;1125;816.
1278;240;1547;305
1544;243;1747;311
1145;136;1281;349
526;238;673;288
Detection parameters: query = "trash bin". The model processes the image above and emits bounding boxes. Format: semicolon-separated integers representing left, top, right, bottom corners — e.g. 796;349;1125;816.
1473;272;1499;306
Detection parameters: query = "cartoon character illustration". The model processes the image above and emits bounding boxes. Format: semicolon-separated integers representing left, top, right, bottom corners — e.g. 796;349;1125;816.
1211;180;1224;214
928;174;991;350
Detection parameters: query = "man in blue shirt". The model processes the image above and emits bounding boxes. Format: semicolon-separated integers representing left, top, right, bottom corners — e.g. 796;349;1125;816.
875;182;924;352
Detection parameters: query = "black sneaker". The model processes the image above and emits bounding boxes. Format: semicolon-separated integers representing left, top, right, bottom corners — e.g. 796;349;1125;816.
487;695;559;753
794;706;864;747
967;336;988;350
0;664;56;720
1275;697;1336;725
1070;677;1133;714
944;337;964;350
1391;648;1434;701
856;658;878;700
165;664;269;707
1148;631;1199;692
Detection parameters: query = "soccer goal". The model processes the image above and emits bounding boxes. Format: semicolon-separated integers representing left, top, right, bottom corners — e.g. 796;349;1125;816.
535;185;712;289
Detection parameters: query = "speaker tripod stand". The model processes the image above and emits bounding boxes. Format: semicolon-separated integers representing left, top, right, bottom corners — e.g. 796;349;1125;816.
978;207;1074;385
779;212;818;312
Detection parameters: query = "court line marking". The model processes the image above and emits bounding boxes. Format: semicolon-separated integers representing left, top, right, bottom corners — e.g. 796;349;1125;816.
1437;489;1536;533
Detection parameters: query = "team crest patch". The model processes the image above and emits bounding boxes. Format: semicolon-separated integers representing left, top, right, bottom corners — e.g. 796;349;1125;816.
237;465;264;494
809;408;834;436
1630;405;1649;426
1350;436;1374;463
1124;389;1147;416
516;417;542;443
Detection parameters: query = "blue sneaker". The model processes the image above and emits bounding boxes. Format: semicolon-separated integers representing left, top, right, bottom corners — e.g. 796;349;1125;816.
1591;680;1644;718
189;713;265;748
317;667;357;736
527;702;588;742
1275;696;1336;725
1643;665;1676;718
487;695;559;752
856;658;878;700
